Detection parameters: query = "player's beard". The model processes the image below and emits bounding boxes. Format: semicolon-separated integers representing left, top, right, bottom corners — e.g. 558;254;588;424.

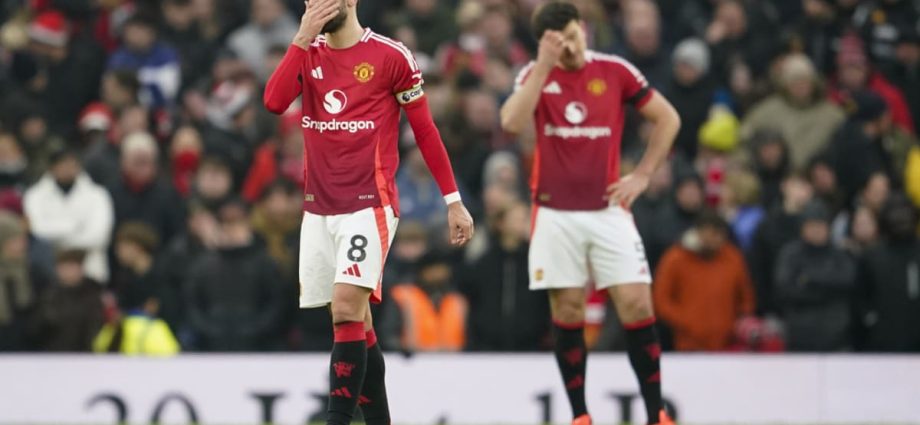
321;1;348;34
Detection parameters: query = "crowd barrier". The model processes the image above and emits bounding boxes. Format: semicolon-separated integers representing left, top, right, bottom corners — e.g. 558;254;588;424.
0;354;918;424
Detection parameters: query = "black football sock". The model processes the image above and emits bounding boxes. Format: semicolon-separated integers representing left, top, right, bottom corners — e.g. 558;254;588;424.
624;317;663;425
327;321;367;425
359;329;390;425
553;320;588;418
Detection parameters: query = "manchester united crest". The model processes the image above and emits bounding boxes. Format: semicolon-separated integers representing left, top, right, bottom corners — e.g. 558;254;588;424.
587;78;607;96
353;62;375;83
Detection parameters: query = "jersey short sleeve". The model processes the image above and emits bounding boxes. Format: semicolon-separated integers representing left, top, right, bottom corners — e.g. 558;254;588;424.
386;43;425;107
612;59;653;108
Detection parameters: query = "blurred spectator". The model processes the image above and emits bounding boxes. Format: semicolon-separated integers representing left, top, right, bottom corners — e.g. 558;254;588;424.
250;179;300;277
440;4;529;78
704;0;777;84
696;106;740;206
857;194;920;352
646;169;705;270
0;212;33;350
789;0;844;74
107;131;185;244
242;108;304;203
110;222;161;313
0;133;28;193
740;53;845;169
398;148;448;229
908;144;920;209
383;221;430;286
853;0;920;67
169;126;204;197
617;0;669;88
653;211;756;351
749;173;814;315
28;249;104;351
383;252;467;352
201;78;262;181
632;162;672;249
392;0;456;57
157;204;220;333
462;201;548;351
84;104;148;187
830;32;915;133
9;109;65;185
23;149;114;283
807;154;846;216
161;0;220;90
839;205;880;256
184;198;285;351
749;130;791;209
6;10;105;138
881;27;920;133
664;38;715;160
774;200;856;351
190;155;235;212
107;14;181;109
827;92;913;201
227;0;297;80
720;170;765;253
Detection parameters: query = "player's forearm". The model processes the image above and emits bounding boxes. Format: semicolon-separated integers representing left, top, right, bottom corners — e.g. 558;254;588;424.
500;64;551;135
634;97;681;177
263;44;308;114
406;98;460;203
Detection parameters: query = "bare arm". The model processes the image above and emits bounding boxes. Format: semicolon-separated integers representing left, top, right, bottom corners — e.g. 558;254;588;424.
608;91;681;207
500;31;564;134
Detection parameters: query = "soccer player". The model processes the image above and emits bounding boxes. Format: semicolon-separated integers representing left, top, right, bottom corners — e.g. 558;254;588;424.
263;1;474;424
500;2;681;425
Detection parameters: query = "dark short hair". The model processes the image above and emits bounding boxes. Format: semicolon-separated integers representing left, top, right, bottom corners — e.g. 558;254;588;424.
695;209;729;234
531;1;580;39
116;221;160;254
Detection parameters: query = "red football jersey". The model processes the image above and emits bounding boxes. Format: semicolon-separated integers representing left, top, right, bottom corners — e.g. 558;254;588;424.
516;51;654;211
271;28;425;215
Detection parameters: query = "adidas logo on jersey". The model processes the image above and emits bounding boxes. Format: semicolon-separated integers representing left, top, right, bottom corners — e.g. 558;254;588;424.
311;66;324;80
342;264;362;277
543;81;562;94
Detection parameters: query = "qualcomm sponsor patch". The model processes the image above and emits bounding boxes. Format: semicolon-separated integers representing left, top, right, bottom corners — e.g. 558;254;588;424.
396;85;424;105
544;124;612;140
302;116;375;133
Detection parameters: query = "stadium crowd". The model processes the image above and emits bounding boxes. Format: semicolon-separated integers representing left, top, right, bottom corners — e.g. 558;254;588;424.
0;0;919;354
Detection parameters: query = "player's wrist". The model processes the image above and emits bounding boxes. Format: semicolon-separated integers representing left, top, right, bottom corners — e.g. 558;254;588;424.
292;33;315;49
443;192;462;205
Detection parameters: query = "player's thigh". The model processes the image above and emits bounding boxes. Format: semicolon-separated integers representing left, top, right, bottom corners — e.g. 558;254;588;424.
529;207;590;290
331;206;398;302
298;211;337;309
589;206;652;290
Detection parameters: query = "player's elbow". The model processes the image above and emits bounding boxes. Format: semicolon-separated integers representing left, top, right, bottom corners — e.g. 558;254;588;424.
263;95;288;115
500;111;523;135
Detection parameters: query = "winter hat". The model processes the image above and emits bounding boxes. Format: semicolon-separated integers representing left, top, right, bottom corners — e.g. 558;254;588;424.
779;53;817;85
698;107;740;152
800;199;830;223
121;131;158;157
847;91;888;123
672;38;710;74
79;103;114;133
837;32;868;68
29;10;69;47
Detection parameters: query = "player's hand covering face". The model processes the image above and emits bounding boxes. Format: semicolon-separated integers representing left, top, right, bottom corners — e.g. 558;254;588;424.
320;0;348;34
447;202;475;246
297;0;342;42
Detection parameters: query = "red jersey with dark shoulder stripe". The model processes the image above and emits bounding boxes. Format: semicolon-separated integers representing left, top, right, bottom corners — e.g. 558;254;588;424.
515;51;654;211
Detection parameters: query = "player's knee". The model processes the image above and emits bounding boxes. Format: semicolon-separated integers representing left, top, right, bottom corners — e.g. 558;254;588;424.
551;298;585;324
330;300;365;323
618;291;654;323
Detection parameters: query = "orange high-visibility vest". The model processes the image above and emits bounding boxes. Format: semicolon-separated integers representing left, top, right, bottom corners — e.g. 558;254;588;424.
391;284;467;351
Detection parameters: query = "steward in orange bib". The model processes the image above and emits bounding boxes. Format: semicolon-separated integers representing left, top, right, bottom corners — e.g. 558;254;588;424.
388;253;467;351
